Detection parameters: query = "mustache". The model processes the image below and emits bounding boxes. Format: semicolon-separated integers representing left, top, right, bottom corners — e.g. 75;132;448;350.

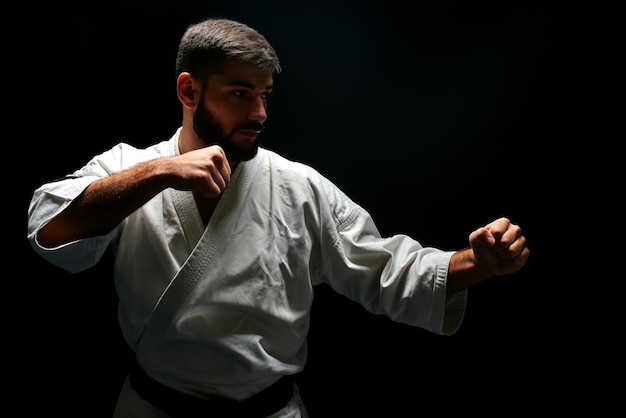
238;122;266;133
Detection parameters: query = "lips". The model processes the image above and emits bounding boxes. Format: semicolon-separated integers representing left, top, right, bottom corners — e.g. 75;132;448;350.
237;129;260;140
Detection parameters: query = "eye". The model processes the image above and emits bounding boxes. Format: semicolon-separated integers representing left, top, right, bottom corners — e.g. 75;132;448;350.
230;89;271;102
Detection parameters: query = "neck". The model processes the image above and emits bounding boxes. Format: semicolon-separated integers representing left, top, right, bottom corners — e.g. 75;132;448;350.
177;127;202;154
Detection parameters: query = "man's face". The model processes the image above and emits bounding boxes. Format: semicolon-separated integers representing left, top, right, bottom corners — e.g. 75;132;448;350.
193;60;274;162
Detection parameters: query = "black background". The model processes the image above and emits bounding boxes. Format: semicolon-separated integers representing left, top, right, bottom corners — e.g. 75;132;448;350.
16;0;619;416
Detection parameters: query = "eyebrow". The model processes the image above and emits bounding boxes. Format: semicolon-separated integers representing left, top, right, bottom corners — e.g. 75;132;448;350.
228;79;274;91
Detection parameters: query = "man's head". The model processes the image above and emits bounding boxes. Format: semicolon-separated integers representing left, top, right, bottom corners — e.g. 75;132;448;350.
176;18;281;161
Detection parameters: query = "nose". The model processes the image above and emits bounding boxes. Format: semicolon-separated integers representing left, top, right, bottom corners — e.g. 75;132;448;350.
249;95;267;123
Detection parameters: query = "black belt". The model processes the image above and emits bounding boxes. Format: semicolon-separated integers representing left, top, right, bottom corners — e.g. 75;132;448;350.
128;359;295;418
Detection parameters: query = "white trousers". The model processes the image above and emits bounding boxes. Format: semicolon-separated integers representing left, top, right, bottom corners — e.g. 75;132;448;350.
112;376;310;418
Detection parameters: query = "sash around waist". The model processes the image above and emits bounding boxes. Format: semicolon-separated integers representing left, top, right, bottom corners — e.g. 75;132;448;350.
128;358;296;418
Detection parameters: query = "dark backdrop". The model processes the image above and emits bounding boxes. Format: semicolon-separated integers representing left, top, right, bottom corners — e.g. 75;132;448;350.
16;0;619;416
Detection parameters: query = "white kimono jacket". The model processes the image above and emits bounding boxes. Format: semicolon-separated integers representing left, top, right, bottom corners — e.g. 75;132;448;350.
27;128;467;401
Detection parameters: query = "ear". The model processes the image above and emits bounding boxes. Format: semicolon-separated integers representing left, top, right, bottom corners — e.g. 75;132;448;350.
177;72;199;109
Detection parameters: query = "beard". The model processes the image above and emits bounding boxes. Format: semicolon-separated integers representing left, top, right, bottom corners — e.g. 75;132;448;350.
193;95;264;162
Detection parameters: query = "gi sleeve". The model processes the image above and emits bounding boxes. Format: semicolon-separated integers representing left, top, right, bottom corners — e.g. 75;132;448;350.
25;143;138;273
27;175;119;273
315;179;467;335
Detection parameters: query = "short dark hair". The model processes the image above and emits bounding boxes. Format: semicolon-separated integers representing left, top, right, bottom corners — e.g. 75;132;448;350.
175;17;281;82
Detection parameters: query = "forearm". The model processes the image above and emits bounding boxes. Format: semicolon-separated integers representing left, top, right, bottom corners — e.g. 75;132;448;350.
445;247;491;295
37;159;171;248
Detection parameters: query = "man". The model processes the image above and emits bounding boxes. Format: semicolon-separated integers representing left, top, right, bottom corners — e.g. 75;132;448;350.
26;17;529;418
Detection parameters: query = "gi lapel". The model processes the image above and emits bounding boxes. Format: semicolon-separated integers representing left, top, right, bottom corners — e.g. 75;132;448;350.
135;151;261;353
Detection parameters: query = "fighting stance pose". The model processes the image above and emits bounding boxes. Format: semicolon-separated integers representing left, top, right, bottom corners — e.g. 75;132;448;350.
27;17;529;418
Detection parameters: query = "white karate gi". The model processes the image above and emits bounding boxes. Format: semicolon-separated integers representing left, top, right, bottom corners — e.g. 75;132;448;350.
27;128;467;416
